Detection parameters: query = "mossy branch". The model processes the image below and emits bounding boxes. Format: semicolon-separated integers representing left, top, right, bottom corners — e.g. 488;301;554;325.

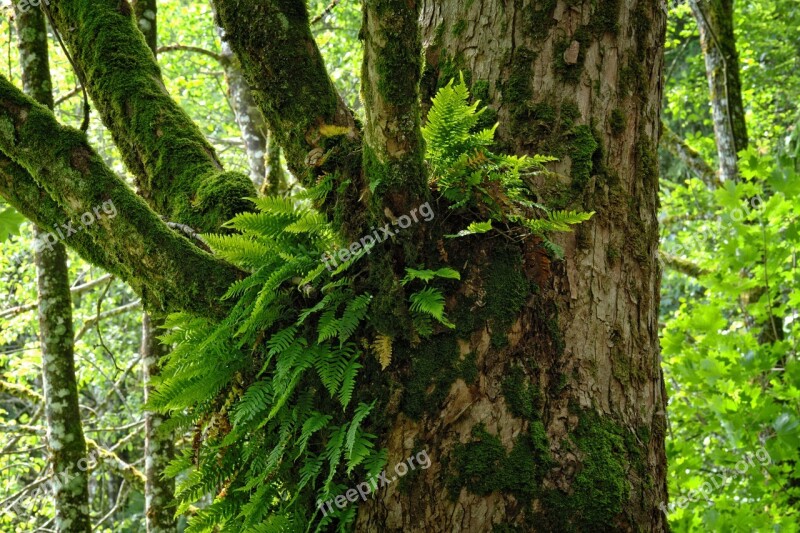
211;0;365;232
46;0;255;233
661;252;708;278
0;76;243;319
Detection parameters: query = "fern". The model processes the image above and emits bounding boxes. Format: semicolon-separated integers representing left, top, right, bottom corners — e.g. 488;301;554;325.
423;74;592;248
409;287;455;329
371;333;393;370
152;194;383;532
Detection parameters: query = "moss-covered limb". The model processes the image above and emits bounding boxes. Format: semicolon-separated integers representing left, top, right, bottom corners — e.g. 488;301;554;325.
660;122;720;188
0;156;124;271
361;0;427;217
661;252;708;279
46;0;255;233
0;379;44;404
0;76;243;319
211;0;364;210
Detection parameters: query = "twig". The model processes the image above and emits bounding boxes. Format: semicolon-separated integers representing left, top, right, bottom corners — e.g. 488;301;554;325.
156;44;222;62
0;274;113;319
310;0;342;25
73;300;142;342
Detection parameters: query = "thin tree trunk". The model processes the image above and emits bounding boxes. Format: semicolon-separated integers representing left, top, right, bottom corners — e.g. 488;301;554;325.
215;23;269;189
356;0;668;530
141;313;176;533
689;0;748;182
15;6;91;530
131;2;178;530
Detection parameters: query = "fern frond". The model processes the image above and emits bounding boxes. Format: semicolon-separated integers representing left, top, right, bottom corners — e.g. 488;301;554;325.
372;333;393;370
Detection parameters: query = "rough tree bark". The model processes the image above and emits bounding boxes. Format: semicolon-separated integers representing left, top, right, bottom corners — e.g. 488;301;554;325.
15;5;91;531
353;0;669;530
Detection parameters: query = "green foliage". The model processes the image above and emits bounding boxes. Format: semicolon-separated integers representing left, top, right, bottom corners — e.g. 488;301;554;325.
422;74;593;250
660;144;800;528
0;200;25;242
150;197;386;531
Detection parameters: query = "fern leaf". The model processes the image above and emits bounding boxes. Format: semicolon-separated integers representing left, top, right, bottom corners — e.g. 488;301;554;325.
371;334;393;370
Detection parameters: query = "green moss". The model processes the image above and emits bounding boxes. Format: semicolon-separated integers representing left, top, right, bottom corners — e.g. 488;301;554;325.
523;0;558;40
482;245;529;347
568;125;599;190
554;30;590;84
501;366;542;420
447;423;552;501
540;410;637;530
606;246;620;265
458;352;479;384
610;108;626;136
452;19;467;36
501;47;535;108
611;351;630;382
399;334;460;419
49;0;257;233
588;0;621;36
471;80;490;103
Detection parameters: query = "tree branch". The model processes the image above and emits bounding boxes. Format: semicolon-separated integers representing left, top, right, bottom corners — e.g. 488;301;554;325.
0;380;44;404
211;0;365;234
661;252;709;278
0;274;113;319
156;44;222;62
660;122;721;188
0;76;243;319
46;0;255;233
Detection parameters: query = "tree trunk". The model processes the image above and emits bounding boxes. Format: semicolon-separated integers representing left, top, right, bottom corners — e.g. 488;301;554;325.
130;3;179;529
356;0;668;530
141;313;176;533
688;0;747;182
15;4;92;531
